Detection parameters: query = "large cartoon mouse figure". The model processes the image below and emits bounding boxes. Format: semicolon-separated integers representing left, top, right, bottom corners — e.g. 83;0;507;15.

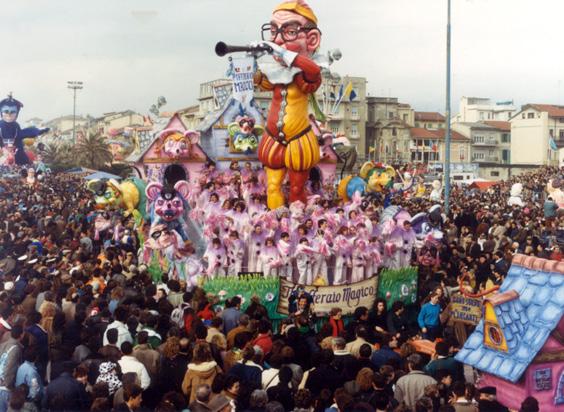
0;94;49;165
146;180;190;241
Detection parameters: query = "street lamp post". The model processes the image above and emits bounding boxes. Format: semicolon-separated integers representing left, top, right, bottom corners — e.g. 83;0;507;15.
67;81;83;143
444;0;452;213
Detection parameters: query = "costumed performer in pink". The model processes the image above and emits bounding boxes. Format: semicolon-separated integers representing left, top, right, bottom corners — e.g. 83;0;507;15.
332;226;352;285
203;238;227;278
277;232;293;279
225;230;245;276
295;237;316;285
247;224;266;272
260;237;282;277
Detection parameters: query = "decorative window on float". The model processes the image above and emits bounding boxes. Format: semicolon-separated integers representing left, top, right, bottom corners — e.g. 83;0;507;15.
555;370;564;405
483;300;508;352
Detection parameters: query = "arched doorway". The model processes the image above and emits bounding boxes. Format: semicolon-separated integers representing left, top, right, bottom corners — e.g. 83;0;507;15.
163;164;187;186
308;166;322;193
309;166;321;183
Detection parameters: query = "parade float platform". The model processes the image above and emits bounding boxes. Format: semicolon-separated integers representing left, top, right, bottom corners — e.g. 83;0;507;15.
456;254;564;410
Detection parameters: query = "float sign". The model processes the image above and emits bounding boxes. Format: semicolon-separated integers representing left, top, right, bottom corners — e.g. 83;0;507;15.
229;56;255;104
451;294;482;325
277;276;378;316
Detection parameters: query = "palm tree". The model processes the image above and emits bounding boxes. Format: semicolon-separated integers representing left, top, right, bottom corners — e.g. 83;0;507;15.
72;131;113;170
39;143;60;165
39;142;75;170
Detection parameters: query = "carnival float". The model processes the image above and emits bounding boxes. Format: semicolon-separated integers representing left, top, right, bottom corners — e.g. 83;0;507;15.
77;0;449;320
456;255;564;410
0;94;49;166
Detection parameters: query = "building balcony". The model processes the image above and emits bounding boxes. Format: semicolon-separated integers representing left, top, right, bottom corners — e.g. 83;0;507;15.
473;156;499;163
327;113;344;121
472;139;498;146
409;146;434;152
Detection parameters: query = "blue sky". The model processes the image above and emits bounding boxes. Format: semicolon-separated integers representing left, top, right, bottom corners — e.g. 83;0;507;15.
2;0;564;121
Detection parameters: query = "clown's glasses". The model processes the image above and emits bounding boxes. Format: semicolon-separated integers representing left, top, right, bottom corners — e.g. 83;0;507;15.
261;22;320;42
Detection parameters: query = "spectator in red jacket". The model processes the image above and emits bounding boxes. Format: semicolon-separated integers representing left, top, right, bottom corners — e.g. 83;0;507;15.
253;320;273;356
328;308;344;337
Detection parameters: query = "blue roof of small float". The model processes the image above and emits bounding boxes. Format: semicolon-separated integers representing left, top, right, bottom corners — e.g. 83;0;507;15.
455;254;564;383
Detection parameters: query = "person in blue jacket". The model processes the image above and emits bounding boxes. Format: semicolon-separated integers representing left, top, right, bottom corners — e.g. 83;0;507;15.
417;292;442;341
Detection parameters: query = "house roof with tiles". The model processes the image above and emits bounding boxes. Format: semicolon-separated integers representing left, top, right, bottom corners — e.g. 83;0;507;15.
455;254;564;383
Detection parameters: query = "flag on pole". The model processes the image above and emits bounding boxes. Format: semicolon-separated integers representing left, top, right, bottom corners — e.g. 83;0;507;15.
343;81;353;99
549;135;558;151
331;84;344;114
332;83;353;114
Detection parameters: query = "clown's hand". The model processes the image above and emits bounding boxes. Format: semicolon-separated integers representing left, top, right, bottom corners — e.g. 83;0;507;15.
39;128;50;135
261;41;297;67
248;42;268;58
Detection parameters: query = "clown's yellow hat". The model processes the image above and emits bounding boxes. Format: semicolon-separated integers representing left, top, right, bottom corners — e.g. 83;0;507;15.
274;0;318;25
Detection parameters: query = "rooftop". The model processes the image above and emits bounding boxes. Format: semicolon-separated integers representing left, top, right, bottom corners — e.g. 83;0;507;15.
483;121;511;132
456;254;564;383
366;96;399;104
415;111;445;122
410;127;469;142
528;104;564;118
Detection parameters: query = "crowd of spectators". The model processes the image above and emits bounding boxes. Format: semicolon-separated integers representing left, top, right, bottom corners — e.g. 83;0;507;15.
0;164;561;412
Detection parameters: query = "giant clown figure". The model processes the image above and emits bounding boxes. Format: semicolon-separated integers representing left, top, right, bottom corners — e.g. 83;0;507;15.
255;0;322;209
0;94;49;165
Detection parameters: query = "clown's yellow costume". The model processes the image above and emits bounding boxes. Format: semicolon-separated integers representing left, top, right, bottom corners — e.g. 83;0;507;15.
255;0;322;209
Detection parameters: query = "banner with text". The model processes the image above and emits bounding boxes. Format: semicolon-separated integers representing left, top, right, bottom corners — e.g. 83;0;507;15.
203;275;283;320
229;56;255;104
277;276;378;316
450;294;483;325
377;267;418;310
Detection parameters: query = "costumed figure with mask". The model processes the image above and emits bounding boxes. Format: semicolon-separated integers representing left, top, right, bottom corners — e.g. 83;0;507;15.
87;178;147;221
142;224;183;283
411;206;444;275
380;206;416;269
174;241;202;288
508;182;524;207
25;168;36;187
429;180;442;202
254;0;324;209
228;116;264;154
145;180;190;241
0;94;49;165
93;212;113;242
415;176;426;198
391;171;415;199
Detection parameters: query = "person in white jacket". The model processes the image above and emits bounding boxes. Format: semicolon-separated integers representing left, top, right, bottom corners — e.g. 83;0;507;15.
118;342;151;390
225;231;245;276
102;307;133;348
295;238;315;285
277;232;293;280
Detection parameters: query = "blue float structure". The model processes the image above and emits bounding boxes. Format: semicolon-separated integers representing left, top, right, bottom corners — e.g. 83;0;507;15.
456;254;564;410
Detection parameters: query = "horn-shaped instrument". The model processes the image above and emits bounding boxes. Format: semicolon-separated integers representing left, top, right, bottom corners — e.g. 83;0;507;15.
215;41;273;57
